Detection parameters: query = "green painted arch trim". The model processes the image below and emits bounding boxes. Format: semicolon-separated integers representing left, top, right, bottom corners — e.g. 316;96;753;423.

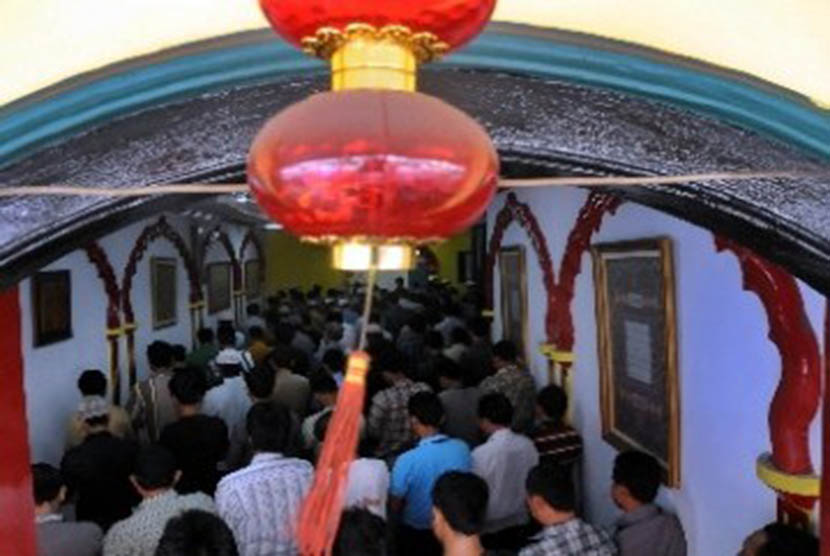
0;25;827;168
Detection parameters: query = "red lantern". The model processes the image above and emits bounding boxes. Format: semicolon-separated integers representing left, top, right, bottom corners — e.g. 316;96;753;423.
259;0;497;56
247;90;498;268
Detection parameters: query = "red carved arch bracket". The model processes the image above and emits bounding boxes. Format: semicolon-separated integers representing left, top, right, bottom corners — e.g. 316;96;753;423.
485;191;621;351
122;216;202;322
200;226;242;291
83;241;121;329
715;236;820;510
239;229;264;262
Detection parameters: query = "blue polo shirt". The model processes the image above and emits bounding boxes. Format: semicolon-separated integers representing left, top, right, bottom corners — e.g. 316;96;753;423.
390;433;472;529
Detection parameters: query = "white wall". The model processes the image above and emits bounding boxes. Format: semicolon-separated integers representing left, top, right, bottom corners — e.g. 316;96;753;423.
489;188;824;555
19;214;258;465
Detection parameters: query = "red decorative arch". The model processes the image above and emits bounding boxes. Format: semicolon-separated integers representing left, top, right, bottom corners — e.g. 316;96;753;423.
200;226;242;291
122;216;202;322
83;241;121;329
715;236;820;511
485;192;557;339
239;229;264;262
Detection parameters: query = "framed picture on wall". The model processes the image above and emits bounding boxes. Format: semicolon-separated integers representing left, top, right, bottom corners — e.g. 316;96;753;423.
245;259;262;299
457;251;474;283
498;246;529;363
32;270;73;347
591;237;681;486
150;257;178;329
207;262;232;315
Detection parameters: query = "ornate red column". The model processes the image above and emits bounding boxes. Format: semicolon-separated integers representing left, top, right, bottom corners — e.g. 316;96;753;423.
821;299;830;555
0;286;37;556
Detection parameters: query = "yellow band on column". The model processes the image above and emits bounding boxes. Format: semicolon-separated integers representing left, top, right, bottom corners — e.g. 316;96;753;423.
540;344;575;364
756;453;820;497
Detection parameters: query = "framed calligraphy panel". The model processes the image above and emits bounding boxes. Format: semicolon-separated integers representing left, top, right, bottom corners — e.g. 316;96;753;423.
499;246;529;364
592;238;680;486
150;257;178;329
207;262;232;315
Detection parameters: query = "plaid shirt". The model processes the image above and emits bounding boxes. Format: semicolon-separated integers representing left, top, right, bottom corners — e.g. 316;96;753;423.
480;365;537;433
519;519;617;556
367;379;431;457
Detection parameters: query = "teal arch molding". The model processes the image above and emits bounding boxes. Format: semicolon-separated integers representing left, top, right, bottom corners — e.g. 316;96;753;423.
1;23;828;169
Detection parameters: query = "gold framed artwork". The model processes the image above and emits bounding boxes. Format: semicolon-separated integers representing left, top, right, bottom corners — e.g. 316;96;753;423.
245;259;262;299
150;257;178;329
498;246;529;363
591;237;680;487
207;262;232;315
32;270;72;347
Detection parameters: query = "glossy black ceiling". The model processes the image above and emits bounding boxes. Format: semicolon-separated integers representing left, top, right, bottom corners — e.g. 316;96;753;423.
1;68;829;292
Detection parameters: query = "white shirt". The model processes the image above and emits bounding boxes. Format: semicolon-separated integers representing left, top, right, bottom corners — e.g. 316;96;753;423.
216;452;313;556
472;428;539;532
344;458;389;519
203;376;252;469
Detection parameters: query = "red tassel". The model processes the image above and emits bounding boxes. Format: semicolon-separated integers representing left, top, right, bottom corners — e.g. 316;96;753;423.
297;351;371;555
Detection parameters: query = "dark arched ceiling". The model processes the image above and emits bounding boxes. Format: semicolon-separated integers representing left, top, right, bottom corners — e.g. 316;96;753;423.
1;68;829;292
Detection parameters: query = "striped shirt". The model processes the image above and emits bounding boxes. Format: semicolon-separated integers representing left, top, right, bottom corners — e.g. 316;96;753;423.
532;421;583;468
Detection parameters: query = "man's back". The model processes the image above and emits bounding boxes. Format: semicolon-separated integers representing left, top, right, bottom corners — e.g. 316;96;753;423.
216;453;313;556
61;432;138;530
615;504;686;556
159;415;229;495
439;387;482;447
480;366;536;434
36;518;102;556
520;518;617;556
66;405;133;449
272;369;310;415
103;490;215;556
367;380;431;457
203;376;251;468
127;373;176;443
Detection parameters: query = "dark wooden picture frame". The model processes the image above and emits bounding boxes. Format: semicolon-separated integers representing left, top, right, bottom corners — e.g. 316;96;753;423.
150;257;178;329
498;246;529;364
457;250;474;284
592;237;680;486
207;262;232;315
32;270;72;347
245;259;262;299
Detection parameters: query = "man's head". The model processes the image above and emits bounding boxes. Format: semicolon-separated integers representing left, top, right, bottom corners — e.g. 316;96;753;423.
77;369;107;397
436;356;463;390
477;392;513;436
249;326;265;342
492;340;517;369
274;322;296;345
156;509;239;556
408;391;445;437
322;349;345;376
171;344;187;365
217;325;236;348
431;471;489;544
450;327;472;346
310;372;338;408
469;317;490;340
130;445;180;497
425;331;444;351
31;463;66;513
247;303;261;317
612;451;662;511
247;402;292;454
197;327;215;346
334;508;387;556
739;523;818;556
77;396;110;432
243;366;276;402
168;367;208;409
525;464;576;525
147;341;174;372
537;384;568;424
374;349;408;385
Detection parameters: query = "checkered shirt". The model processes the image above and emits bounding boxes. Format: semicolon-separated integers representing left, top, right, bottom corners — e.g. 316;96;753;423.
367;379;431;457
480;365;537;433
519;519;617;556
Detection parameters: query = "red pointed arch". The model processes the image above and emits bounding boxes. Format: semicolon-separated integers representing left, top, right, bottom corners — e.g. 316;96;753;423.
200;226;242;292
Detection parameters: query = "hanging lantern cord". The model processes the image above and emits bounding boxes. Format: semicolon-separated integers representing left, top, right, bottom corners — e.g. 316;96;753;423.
357;264;378;351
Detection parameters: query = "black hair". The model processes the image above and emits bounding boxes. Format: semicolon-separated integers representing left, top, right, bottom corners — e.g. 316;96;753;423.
432;472;489;535
197;328;215;345
374;349;408;376
156;509;239;556
147;341;174;369
758;523;819;556
266;344;296;371
477;392;513;426
313;409;333;443
247;303;260;316
77;369;107;396
407;391;444;428
32;463;63;505
249;326;265;340
217;325;236;347
274;322;296;345
537;384;568;423
333;508;387;556
322;349;345;374
469;317;490;338
526;464;575;512
85;414;110;428
171;344;187;363
407;313;427;334
425;330;444;350
168;367;208;405
613;451;662;504
134;445;178;490
492;340;517;363
247;402;292;453
243;366;276;400
436;356;462;382
310;372;338;395
450;327;472;346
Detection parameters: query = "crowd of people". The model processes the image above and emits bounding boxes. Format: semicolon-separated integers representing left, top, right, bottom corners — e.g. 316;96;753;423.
34;279;818;555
